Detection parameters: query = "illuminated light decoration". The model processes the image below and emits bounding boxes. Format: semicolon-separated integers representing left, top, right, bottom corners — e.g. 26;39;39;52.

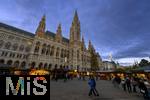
87;72;90;76
29;70;49;75
74;70;77;72
36;77;46;80
14;71;21;75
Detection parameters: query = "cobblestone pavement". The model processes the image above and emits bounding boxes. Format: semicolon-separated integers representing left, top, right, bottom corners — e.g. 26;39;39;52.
50;79;144;100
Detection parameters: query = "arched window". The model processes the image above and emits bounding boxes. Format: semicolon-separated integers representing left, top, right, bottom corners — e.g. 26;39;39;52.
13;61;20;68
48;64;52;70
7;60;12;66
50;46;54;56
25;46;31;52
20;61;26;68
31;62;36;68
61;49;64;58
12;43;18;51
4;52;8;57
0;40;4;48
41;44;46;54
38;62;43;69
46;45;50;55
19;45;24;51
5;42;11;49
44;63;48;69
34;42;40;53
56;47;60;57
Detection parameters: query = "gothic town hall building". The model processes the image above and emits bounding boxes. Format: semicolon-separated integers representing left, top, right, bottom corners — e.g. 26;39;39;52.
0;11;103;71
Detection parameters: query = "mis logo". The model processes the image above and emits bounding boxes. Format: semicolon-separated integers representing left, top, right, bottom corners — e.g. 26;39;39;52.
0;75;50;99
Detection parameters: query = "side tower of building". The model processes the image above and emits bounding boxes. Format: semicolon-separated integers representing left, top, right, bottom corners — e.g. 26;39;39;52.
69;11;82;70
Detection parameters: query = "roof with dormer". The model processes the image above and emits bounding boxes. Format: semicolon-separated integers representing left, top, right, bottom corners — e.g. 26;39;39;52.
0;22;69;43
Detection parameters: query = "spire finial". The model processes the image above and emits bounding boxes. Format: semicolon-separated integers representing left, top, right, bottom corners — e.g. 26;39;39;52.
42;14;46;20
73;10;79;22
75;9;78;16
35;14;46;37
58;23;61;29
70;10;81;42
56;22;62;34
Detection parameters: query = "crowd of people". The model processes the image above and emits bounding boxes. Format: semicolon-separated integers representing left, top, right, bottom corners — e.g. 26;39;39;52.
50;67;100;96
50;67;150;99
112;75;150;99
50;66;89;82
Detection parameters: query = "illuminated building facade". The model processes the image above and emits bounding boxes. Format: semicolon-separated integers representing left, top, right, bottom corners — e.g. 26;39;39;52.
0;11;102;71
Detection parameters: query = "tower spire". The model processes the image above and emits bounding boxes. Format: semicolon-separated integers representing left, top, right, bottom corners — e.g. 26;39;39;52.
70;10;81;43
35;15;46;37
55;23;62;43
88;40;92;51
73;10;79;23
81;35;86;51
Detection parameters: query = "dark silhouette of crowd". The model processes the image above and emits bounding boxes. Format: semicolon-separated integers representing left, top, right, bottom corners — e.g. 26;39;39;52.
50;66;74;82
50;68;150;99
112;75;150;100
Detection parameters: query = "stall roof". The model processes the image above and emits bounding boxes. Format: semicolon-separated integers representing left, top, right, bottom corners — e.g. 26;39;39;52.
132;66;150;72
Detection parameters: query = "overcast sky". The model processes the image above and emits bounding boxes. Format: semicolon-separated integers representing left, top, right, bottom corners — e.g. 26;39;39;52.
0;0;150;66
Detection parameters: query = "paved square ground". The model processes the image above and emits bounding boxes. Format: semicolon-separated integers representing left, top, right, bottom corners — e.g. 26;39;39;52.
50;79;144;100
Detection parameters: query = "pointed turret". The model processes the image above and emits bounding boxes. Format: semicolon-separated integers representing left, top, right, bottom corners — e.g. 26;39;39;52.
55;23;62;43
88;40;95;52
88;40;92;51
35;15;46;37
82;36;85;44
73;10;79;24
81;35;86;51
70;10;81;43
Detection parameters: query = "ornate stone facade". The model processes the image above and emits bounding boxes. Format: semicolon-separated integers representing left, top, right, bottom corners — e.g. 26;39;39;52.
0;11;102;71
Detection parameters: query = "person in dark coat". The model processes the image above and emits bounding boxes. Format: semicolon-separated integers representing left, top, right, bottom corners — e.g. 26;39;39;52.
88;75;99;96
126;77;132;93
138;79;149;99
